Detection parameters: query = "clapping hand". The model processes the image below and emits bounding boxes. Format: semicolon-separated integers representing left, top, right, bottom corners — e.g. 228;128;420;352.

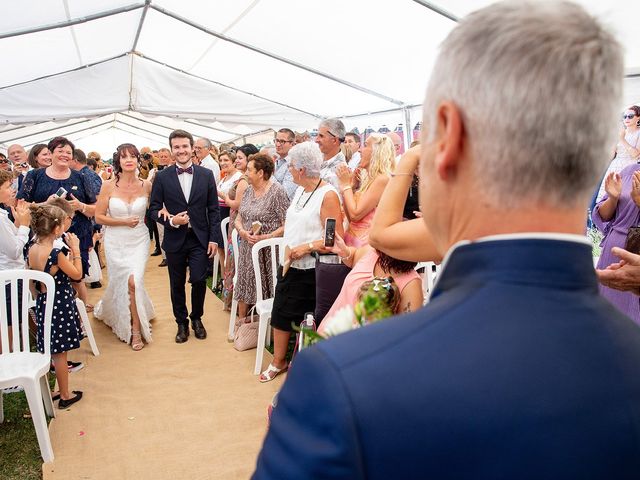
604;172;622;200
596;247;640;295
67;194;84;212
631;171;640;207
336;164;353;188
66;232;80;252
11;199;31;227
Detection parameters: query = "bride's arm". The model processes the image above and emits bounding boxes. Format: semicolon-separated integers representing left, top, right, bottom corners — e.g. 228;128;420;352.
94;181;130;227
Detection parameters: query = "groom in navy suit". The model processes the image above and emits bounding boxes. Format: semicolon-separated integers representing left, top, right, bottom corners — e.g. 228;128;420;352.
254;2;640;479
150;129;221;343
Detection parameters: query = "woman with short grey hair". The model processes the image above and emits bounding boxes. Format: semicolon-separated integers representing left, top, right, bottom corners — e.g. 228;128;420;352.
259;142;343;382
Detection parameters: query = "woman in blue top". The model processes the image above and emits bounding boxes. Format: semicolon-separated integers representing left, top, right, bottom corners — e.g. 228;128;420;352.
18;137;97;309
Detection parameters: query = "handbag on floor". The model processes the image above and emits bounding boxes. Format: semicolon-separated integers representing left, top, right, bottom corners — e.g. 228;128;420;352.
625;226;640;254
233;314;259;351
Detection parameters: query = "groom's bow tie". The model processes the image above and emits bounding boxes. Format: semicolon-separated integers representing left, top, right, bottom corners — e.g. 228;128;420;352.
176;165;193;175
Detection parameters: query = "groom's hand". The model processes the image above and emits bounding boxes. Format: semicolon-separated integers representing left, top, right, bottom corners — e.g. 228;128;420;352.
171;211;190;226
207;242;218;259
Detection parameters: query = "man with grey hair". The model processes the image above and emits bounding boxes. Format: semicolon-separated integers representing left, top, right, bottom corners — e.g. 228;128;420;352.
315;118;347;193
253;2;640;478
7;144;29;191
194;137;220;184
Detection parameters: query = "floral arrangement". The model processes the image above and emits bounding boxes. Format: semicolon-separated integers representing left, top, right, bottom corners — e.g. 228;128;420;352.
587;225;603;259
297;277;400;348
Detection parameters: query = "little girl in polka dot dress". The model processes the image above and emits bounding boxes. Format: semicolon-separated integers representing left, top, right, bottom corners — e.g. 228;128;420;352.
28;203;84;409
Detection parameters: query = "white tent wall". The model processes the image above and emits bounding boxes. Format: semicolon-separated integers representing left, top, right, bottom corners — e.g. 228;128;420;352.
1;0;640;155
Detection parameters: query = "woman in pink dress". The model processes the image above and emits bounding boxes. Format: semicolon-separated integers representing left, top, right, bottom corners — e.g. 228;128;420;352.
320;233;424;333
336;134;395;247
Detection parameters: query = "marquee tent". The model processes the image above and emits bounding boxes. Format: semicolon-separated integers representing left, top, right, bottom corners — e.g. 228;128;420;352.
1;0;639;155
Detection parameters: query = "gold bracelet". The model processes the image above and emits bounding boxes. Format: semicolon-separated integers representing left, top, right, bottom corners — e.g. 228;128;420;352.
342;186;353;193
73;256;81;260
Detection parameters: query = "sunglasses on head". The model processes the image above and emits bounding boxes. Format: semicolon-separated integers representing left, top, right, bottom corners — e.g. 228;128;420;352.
623;113;637;120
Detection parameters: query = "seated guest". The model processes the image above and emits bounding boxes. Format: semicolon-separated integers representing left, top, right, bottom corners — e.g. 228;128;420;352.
319;233;423;333
337;133;394;247
234;154;289;319
254;2;640;478
259;142;343;383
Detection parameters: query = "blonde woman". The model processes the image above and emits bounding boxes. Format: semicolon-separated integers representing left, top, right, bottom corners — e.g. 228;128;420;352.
336;133;394;247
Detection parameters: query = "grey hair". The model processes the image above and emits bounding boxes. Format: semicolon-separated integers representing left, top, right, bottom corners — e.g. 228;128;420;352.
319;118;346;141
423;0;623;208
288;142;323;177
197;137;212;149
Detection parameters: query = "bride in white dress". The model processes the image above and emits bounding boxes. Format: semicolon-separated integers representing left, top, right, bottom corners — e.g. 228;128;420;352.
94;144;155;350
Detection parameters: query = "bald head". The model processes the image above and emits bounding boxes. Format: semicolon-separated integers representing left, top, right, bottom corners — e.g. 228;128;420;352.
8;144;27;165
386;132;402;156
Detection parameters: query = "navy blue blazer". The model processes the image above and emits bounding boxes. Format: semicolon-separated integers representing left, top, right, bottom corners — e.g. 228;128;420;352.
254;239;640;479
149;164;222;253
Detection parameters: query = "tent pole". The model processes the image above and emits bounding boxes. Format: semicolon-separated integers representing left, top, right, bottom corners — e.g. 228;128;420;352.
0;3;146;39
403;107;412;151
410;0;459;22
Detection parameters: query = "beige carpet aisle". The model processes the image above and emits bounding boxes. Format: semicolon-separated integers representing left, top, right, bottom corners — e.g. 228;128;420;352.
42;255;283;480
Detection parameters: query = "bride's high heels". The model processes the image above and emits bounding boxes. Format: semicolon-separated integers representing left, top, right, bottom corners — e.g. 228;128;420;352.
131;331;144;351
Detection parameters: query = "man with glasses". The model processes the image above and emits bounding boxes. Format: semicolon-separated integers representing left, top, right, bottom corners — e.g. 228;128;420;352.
194;137;220;184
315;118;347;193
273;128;298;200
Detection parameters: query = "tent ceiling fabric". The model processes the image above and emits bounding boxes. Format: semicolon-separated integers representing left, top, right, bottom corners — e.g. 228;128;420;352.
1;0;640;151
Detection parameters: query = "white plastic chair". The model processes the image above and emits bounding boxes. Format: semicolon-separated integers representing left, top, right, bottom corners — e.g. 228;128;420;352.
227;228;240;341
213;217;229;294
416;262;441;304
0;269;56;462
75;298;100;356
251;238;284;375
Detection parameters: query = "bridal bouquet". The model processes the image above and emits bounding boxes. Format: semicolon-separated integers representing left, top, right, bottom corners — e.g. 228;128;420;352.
298;276;400;348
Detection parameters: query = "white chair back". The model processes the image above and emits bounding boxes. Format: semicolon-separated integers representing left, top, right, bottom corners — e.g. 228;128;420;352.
251;238;283;304
227;228;240;340
0;270;55;355
221;217;230;255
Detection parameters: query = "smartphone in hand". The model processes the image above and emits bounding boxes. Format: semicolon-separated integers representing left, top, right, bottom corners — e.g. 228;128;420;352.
324;218;337;247
55;187;68;198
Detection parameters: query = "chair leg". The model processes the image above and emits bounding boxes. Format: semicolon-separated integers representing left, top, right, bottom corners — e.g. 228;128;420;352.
40;374;55;418
254;313;270;375
266;324;272;348
212;254;219;290
76;299;100;356
23;379;54;462
228;299;238;341
0;390;4;423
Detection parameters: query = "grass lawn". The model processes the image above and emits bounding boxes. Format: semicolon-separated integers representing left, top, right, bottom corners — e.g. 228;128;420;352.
0;386;52;480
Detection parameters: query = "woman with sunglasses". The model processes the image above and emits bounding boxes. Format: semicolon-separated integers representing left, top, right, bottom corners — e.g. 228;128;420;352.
595;106;640;201
592;106;640;324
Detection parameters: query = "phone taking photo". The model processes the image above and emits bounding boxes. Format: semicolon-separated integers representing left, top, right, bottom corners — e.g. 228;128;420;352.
55;187;68;198
324;218;337;248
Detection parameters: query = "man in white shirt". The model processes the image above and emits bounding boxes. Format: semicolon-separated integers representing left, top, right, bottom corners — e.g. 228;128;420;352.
315;118;347;193
194;137;220;184
344;132;361;170
7;144;29;191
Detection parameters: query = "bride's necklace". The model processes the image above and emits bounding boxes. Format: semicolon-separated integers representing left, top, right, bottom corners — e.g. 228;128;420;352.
295;179;322;212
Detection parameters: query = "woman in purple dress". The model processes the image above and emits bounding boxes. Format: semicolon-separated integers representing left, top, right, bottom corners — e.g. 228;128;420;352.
593;163;640;323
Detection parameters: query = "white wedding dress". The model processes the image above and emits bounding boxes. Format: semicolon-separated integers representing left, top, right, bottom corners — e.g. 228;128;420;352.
94;197;155;343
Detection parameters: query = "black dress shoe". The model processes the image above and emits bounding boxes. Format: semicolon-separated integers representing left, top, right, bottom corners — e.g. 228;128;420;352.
58;391;83;409
150;249;162;256
192;319;207;339
175;323;189;343
158;259;167;267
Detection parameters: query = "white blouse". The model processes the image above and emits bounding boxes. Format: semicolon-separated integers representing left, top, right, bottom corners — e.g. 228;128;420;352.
0;208;29;270
283;184;337;270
